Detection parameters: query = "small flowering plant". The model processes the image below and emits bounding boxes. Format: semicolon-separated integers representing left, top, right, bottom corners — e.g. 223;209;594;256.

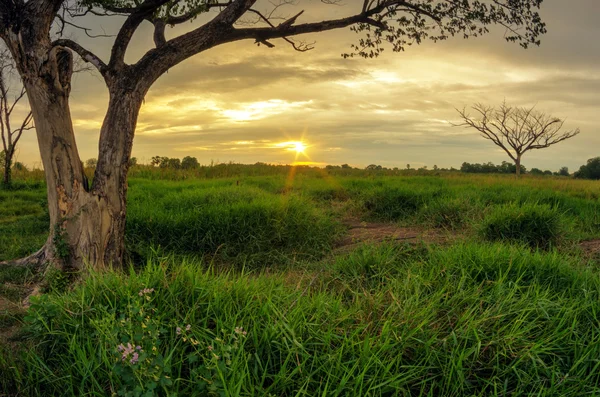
97;285;250;396
117;342;142;365
112;287;173;397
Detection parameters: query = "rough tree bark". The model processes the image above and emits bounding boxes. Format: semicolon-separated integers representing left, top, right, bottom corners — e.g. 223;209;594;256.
2;148;11;186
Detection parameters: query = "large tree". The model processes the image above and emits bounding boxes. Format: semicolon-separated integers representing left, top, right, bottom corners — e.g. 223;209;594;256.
0;0;547;270
456;102;580;177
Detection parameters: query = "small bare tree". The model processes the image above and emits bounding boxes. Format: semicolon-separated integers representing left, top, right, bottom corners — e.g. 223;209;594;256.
0;49;33;187
456;103;580;177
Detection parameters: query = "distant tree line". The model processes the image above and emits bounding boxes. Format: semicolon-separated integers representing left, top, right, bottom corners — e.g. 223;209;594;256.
574;157;600;180
461;161;525;175
460;161;572;176
149;156;200;169
86;157;138;168
86;156;201;170
79;155;600;180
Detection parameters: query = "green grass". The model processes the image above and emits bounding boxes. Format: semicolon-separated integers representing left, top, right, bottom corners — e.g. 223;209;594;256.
3;244;600;396
0;187;48;261
478;203;569;249
2;169;600;396
126;179;342;266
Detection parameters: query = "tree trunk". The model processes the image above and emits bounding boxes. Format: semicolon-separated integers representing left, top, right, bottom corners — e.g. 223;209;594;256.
24;79;96;269
20;80;144;270
88;84;144;268
515;155;522;178
2;149;11;187
1;15;144;272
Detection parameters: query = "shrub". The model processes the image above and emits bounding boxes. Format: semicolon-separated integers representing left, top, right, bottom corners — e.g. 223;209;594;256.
181;156;199;170
362;185;442;221
478;203;566;249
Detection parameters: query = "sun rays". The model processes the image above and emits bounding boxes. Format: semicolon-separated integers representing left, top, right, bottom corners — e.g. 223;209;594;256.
274;141;308;155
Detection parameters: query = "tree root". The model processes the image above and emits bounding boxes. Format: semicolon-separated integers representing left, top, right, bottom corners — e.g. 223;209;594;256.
0;246;49;307
0;246;48;269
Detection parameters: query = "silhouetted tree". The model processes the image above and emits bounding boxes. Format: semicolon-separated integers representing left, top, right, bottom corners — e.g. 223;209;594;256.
12;161;27;171
167;158;181;169
181;156;199;170
558;166;569;177
85;158;98;168
530;168;544;175
150;156;162;167
456;102;580;177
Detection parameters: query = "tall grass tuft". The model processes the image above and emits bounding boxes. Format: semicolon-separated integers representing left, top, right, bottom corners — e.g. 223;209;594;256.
478;202;567;249
361;185;445;221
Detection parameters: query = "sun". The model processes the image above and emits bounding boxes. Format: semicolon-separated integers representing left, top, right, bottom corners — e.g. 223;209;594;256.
293;141;306;153
274;141;308;154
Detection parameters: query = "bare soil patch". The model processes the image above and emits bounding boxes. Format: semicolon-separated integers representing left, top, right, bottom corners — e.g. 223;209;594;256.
336;220;449;252
580;239;600;258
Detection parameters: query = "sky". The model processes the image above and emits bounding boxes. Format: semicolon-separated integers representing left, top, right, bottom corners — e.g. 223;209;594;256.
13;0;600;171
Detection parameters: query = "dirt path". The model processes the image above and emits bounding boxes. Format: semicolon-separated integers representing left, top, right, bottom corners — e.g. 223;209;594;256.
335;220;449;252
580;239;600;258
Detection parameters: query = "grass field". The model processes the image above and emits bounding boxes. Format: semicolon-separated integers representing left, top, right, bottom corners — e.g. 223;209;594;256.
2;166;600;396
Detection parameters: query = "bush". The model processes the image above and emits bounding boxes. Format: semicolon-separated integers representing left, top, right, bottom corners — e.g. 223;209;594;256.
478;203;566;249
181;156;199;170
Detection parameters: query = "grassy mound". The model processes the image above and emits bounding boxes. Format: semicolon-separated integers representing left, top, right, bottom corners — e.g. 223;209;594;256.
478;203;567;249
126;181;340;265
4;243;600;396
361;185;445;221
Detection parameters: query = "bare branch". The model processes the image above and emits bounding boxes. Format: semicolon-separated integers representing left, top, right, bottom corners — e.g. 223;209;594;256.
52;39;108;75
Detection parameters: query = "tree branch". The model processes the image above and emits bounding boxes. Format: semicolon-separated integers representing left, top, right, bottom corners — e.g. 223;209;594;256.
52;39;108;75
108;0;173;69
